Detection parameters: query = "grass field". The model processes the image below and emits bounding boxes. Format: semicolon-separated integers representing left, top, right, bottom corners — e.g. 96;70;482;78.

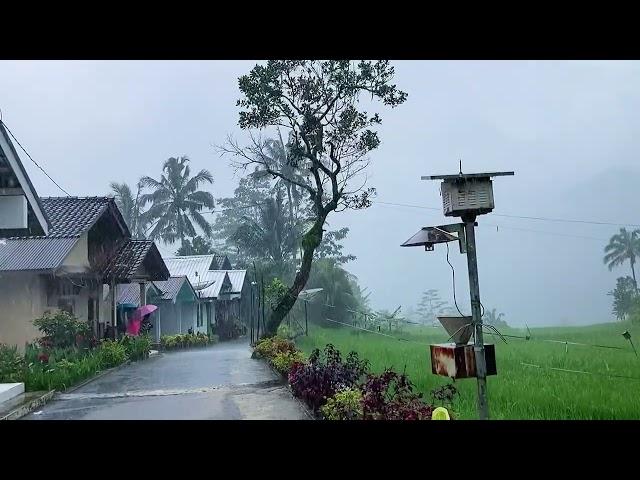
295;321;640;419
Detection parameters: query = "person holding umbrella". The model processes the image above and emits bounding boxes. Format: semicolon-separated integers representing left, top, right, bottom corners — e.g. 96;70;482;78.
127;304;158;336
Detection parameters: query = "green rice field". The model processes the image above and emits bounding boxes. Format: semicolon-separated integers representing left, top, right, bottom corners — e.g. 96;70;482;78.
295;321;640;419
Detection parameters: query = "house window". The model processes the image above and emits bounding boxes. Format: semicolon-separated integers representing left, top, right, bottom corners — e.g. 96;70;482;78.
46;277;81;315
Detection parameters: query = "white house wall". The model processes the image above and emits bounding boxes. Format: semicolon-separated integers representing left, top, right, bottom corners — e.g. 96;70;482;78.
60;233;90;272
0;272;46;349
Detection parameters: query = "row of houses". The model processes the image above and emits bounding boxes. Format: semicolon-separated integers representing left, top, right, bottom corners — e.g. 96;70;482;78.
0;121;249;349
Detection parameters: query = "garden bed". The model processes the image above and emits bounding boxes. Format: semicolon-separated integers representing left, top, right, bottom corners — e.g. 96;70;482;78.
252;336;456;420
1;312;153;394
160;333;218;351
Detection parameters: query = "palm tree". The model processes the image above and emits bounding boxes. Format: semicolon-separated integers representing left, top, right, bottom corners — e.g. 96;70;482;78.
485;308;507;328
110;181;148;238
604;228;640;294
140;156;215;248
259;132;309;262
230;188;297;264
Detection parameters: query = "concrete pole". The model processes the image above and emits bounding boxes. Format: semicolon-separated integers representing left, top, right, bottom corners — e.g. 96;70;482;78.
463;218;489;420
139;281;146;305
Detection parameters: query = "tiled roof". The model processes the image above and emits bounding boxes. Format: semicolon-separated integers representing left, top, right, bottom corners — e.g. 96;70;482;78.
102;239;170;282
40;197;113;238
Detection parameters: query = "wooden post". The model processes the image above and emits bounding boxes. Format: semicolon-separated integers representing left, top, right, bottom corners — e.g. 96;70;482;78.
111;279;117;340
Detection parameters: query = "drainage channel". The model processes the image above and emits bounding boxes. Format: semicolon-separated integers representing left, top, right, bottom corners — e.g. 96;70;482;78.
55;379;284;401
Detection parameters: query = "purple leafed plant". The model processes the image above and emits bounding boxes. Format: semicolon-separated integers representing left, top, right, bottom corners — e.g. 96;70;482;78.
288;344;369;412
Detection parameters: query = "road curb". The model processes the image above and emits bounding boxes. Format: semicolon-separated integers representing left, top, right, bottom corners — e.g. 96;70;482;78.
0;390;56;421
63;360;132;394
263;360;315;420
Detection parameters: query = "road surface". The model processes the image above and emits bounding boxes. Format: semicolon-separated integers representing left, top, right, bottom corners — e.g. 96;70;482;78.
22;338;309;420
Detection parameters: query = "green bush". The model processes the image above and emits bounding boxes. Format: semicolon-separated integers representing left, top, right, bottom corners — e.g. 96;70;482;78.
321;388;364;420
0;344;25;383
160;332;214;350
98;340;128;368
254;336;297;359
277;323;294;339
33;310;91;349
120;335;151;361
22;350;105;392
270;350;306;376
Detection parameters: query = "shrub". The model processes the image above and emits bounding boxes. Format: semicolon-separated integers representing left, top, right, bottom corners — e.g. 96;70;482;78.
288;344;369;412
254;336;297;359
22;350;104;392
321;388;364;420
0;344;25;383
120;335;151;361
98;340;128;368
277;323;294;339
271;350;306;376
33;311;91;349
160;332;214;350
360;369;433;420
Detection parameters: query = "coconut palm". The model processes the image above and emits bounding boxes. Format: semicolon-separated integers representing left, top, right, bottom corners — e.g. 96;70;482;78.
230;188;297;264
110;181;148;238
484;308;507;328
140;156;215;248
604;228;640;293
257;132;310;261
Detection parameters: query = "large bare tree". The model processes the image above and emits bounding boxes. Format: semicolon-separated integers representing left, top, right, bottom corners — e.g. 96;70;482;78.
221;60;407;335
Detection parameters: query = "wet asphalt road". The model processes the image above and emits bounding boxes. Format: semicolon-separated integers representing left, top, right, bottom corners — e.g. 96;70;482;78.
22;338;309;420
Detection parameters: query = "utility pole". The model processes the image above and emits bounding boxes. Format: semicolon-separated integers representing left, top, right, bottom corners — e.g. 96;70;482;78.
463;215;489;420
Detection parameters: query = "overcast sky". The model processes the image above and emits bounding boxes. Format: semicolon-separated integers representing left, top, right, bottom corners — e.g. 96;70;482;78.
1;60;639;327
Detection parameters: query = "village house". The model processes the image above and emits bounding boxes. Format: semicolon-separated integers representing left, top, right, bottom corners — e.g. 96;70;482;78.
117;275;201;343
163;255;250;338
0;122;169;348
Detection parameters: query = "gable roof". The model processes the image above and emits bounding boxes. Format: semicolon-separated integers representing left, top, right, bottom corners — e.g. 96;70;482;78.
163;255;216;288
102;239;169;283
153;276;198;303
223;270;247;293
0;196;131;272
211;254;232;270
117;281;162;305
0;121;50;235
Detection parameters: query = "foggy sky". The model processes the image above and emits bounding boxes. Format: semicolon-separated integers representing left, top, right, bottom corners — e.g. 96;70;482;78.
2;60;639;327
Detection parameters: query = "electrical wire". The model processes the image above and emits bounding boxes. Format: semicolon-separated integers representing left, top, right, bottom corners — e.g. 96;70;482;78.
521;362;640;382
0;120;72;197
445;242;465;317
372;200;640;229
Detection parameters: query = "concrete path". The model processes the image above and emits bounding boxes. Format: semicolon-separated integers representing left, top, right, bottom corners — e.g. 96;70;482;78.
22;338;309;420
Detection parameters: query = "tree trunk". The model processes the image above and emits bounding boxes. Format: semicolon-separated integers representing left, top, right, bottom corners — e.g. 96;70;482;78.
632;256;638;295
264;215;326;335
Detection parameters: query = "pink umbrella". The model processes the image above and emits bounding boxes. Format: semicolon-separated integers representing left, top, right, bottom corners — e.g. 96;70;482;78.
126;304;158;336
